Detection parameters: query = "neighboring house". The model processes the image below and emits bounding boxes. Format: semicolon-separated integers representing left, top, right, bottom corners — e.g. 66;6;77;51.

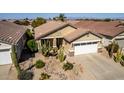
74;21;124;48
0;21;27;65
34;21;124;56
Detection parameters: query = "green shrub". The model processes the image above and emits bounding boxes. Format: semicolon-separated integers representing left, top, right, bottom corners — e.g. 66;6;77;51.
11;46;21;75
121;55;124;61
106;42;119;57
114;50;122;62
106;42;119;53
27;39;38;52
18;71;34;80
49;47;58;56
26;29;33;39
35;60;45;68
63;62;73;71
113;49;123;62
120;61;124;66
31;17;46;28
103;18;111;22
14;20;30;26
41;44;49;57
41;44;52;57
39;73;51;80
58;47;66;62
120;55;124;66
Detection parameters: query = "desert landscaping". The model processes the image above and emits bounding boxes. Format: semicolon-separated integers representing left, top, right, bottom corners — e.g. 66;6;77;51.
1;14;124;80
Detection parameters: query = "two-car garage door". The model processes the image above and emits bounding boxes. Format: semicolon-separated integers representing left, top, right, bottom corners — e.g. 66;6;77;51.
74;41;98;55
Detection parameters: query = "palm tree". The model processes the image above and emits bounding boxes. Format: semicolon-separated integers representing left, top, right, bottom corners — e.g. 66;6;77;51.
59;14;66;21
57;14;67;22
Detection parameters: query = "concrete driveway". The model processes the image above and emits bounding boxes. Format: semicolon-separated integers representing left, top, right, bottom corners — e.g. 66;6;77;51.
67;53;124;80
0;64;11;80
0;64;17;80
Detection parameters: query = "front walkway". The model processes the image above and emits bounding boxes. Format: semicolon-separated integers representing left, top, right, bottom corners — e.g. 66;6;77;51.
67;53;124;80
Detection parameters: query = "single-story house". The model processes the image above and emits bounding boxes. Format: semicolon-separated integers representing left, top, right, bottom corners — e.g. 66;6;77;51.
0;21;27;65
74;21;124;48
34;21;124;56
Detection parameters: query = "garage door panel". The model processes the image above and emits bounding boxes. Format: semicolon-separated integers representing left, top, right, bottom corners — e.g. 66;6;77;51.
74;42;98;55
0;50;12;65
116;39;124;48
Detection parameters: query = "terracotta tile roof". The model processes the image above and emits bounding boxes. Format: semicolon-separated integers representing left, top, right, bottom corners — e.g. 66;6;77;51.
34;20;124;43
0;21;27;45
74;21;124;37
35;21;67;39
64;28;102;43
34;21;76;39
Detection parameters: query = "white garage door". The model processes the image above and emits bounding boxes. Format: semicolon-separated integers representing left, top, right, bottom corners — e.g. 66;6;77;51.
0;49;12;65
74;41;98;55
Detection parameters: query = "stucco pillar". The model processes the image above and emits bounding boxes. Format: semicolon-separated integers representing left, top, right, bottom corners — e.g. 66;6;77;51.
53;38;56;47
37;40;42;52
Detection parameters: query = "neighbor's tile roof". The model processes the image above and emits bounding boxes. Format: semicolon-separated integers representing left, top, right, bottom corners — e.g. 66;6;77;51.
34;21;77;39
0;21;27;45
66;20;80;25
74;21;124;37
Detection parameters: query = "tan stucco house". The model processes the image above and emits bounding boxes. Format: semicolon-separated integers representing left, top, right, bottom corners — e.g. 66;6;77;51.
34;21;124;56
0;21;27;65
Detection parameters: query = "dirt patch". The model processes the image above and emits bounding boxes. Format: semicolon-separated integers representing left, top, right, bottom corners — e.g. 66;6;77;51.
33;53;84;80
